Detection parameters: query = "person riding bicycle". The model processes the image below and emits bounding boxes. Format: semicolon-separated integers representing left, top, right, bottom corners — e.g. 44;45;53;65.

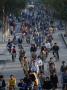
52;43;59;60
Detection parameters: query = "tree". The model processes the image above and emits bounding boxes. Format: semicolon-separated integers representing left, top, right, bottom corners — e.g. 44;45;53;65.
0;0;26;42
0;0;26;17
5;0;26;15
0;0;6;8
42;0;67;20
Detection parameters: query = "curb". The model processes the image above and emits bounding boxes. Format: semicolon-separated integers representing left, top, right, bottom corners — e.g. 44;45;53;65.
61;33;67;48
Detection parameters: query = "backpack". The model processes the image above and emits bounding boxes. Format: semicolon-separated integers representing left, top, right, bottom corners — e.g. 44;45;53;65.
0;80;6;88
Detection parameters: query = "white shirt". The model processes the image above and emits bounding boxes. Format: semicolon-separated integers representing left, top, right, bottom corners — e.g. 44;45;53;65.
45;42;51;49
35;58;43;66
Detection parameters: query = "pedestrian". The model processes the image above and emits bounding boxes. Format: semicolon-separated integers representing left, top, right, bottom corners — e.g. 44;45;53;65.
7;39;12;53
30;44;37;58
48;57;55;74
24;70;35;90
26;35;30;44
19;49;23;62
11;46;16;62
47;33;53;44
40;47;47;61
39;71;45;89
62;66;67;90
49;62;56;76
22;57;29;76
31;60;39;74
18;37;22;49
50;72;58;90
60;61;66;73
36;56;43;73
43;77;52;90
45;41;51;51
29;72;39;90
13;35;16;45
19;48;25;62
18;79;27;90
18;37;22;45
0;75;6;90
48;57;54;67
52;43;59;60
8;75;16;90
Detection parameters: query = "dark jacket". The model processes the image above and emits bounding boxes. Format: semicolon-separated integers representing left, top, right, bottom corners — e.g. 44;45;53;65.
18;38;22;44
18;82;27;90
60;65;66;72
0;80;6;88
50;74;58;88
30;46;37;52
52;45;59;52
62;72;67;84
43;80;52;89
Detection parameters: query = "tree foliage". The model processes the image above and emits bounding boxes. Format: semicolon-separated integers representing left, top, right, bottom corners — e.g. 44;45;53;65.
5;0;26;13
42;0;67;20
0;0;26;16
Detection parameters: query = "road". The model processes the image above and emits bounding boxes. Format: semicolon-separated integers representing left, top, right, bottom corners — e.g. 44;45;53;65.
0;1;67;90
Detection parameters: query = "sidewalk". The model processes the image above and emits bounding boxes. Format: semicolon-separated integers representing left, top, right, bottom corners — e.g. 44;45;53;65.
0;43;25;83
61;31;67;48
45;30;67;89
0;28;67;89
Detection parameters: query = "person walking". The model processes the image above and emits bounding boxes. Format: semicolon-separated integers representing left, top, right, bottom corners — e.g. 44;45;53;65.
60;61;66;73
0;75;6;90
8;75;16;90
52;43;59;60
7;39;12;53
30;44;37;59
18;79;27;90
50;73;58;90
62;67;67;90
36;56;43;73
43;77;52;90
11;46;16;62
22;57;29;76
